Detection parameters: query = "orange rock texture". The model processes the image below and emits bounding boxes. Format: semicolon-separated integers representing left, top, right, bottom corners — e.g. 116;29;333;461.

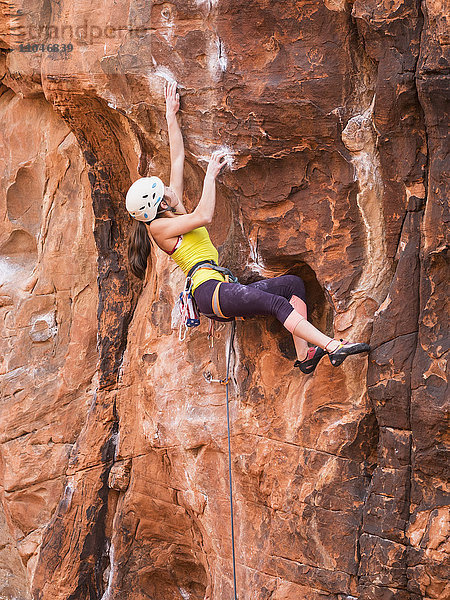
0;1;448;599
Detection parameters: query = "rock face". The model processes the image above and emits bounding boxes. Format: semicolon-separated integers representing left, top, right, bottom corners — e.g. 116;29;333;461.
0;1;448;599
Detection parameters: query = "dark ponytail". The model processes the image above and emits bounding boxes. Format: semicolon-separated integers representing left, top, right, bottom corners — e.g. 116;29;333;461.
128;220;151;279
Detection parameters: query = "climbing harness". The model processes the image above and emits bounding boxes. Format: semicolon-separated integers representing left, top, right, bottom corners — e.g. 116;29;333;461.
203;320;238;600
186;259;238;284
171;261;238;341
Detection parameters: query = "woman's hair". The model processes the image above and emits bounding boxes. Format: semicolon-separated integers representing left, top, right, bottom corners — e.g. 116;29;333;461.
128;220;151;279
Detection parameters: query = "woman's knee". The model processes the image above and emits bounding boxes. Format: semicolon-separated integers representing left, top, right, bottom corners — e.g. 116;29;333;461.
270;295;295;324
282;275;306;302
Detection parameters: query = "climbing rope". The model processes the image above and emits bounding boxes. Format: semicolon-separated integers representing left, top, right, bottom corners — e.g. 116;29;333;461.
203;320;238;600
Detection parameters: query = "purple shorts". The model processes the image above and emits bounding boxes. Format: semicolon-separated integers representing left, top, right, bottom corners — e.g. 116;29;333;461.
193;274;306;324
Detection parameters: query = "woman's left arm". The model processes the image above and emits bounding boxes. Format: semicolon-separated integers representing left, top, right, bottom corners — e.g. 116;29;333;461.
165;81;185;207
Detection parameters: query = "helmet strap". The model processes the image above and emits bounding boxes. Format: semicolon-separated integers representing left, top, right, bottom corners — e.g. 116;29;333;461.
157;205;177;215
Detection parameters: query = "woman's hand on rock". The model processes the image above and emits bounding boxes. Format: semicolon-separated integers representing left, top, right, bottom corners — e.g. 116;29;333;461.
165;81;180;118
206;150;228;179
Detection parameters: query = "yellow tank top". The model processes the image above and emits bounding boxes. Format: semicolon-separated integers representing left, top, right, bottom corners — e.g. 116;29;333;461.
171;227;225;291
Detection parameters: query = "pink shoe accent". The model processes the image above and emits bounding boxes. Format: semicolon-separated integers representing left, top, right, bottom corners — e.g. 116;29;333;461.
306;346;317;360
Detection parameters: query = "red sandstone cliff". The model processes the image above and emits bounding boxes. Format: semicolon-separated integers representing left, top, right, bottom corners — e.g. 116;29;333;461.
0;1;448;599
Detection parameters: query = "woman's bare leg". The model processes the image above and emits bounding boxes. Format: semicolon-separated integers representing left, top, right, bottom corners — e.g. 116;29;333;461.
289;295;309;360
284;310;340;352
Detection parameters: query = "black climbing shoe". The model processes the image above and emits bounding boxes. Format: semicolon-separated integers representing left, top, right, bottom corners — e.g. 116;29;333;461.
294;346;326;374
327;340;370;367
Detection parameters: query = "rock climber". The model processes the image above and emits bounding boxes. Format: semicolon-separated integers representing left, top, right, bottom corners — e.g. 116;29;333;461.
125;81;370;373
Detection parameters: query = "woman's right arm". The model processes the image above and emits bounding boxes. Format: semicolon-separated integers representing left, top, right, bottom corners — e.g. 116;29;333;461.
150;150;228;239
165;81;185;205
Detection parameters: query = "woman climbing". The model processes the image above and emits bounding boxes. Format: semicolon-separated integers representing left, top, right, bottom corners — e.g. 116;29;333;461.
126;81;370;373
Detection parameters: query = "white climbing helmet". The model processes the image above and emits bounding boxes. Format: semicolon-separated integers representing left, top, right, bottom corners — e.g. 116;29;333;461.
125;176;165;222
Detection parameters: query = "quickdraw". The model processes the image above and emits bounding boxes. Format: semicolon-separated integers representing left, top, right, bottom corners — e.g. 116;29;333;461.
172;276;201;341
203;371;230;385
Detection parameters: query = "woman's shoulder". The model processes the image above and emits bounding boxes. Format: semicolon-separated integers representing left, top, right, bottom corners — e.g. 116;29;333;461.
148;218;178;251
148;218;164;235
